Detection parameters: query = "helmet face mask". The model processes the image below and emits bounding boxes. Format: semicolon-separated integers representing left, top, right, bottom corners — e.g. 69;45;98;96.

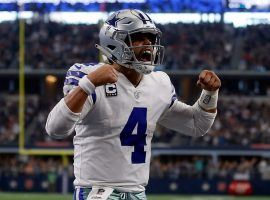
97;9;164;74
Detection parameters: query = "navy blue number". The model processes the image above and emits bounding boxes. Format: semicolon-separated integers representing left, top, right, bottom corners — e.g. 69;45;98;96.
120;107;147;164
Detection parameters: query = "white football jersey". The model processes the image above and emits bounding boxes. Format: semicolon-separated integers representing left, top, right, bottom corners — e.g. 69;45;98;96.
46;62;216;193
64;63;176;192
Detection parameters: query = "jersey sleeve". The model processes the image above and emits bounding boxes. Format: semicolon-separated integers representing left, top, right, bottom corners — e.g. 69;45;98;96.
156;71;178;110
46;63;100;138
157;73;216;137
63;63;100;118
63;63;89;96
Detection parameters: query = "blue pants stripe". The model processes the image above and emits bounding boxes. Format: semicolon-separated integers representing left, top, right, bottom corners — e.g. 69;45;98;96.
79;188;84;200
73;188;77;200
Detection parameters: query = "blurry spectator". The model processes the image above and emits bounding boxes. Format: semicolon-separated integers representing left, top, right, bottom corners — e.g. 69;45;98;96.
47;166;57;192
0;96;19;146
193;156;205;178
258;158;270;180
0;22;18;69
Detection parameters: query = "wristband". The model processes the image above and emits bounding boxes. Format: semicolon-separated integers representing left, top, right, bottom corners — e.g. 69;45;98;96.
78;75;96;95
198;89;219;110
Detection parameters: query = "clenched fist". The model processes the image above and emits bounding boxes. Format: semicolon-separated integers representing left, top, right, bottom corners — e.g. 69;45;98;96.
87;64;118;87
197;70;221;91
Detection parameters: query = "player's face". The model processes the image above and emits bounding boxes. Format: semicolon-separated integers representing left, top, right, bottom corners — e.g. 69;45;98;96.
129;32;156;62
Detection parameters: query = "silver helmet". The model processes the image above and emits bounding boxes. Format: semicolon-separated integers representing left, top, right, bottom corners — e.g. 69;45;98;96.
96;9;164;74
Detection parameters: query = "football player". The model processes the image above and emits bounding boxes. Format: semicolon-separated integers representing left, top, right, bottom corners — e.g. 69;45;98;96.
46;9;221;200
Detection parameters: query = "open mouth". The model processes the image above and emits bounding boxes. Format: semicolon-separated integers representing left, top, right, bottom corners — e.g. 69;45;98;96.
139;50;152;62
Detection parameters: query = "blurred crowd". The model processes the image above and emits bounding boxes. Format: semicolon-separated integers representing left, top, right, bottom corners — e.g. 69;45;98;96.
240;25;270;71
1;20;270;71
0;155;70;177
150;155;270;180
203;98;270;147
0;154;73;192
1;95;270;149
160;23;234;70
1;155;270;187
25;94;73;148
24;22;100;70
0;95;19;146
154;98;270;148
0;94;72;147
0;21;99;70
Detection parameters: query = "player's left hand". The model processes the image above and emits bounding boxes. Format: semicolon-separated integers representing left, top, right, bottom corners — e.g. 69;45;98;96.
197;70;221;91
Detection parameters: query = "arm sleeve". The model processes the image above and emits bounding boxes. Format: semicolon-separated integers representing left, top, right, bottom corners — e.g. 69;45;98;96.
158;100;216;137
45;63;95;138
45;98;80;139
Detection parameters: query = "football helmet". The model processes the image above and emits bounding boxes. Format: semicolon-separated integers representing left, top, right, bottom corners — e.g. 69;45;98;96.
96;9;164;74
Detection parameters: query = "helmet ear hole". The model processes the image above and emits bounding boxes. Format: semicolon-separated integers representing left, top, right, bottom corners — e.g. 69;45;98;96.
124;36;131;47
107;45;116;50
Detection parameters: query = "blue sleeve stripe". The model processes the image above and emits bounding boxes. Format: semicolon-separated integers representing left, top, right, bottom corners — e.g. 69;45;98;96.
74;64;82;70
64;78;79;86
91;92;96;104
66;70;87;79
84;62;97;66
169;94;177;108
72;62;97;70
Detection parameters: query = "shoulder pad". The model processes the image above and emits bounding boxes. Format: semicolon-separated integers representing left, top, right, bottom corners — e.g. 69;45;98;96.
63;63;100;95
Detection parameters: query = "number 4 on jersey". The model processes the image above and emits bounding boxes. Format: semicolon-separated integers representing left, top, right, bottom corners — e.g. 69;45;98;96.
120;107;147;164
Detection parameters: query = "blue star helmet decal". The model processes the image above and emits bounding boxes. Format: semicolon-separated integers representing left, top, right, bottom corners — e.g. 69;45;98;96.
106;14;121;27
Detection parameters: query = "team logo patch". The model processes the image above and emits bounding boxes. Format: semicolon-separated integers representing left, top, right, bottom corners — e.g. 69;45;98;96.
203;94;211;104
105;84;117;97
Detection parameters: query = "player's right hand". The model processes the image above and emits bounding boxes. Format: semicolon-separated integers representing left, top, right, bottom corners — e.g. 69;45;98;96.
87;64;118;87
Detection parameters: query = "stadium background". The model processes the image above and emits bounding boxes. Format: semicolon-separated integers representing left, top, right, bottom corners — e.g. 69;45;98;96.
1;0;270;199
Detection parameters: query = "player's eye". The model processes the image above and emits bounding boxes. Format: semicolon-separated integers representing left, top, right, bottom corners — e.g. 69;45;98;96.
130;33;157;44
130;32;143;42
146;33;157;44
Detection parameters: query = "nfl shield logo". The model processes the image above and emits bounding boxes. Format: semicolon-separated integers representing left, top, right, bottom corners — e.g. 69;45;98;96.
97;188;105;195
